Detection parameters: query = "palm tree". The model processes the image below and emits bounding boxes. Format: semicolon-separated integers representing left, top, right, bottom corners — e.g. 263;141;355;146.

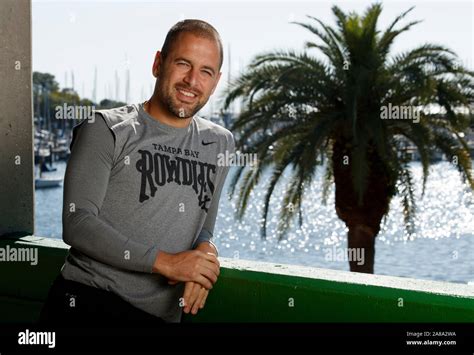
223;3;474;273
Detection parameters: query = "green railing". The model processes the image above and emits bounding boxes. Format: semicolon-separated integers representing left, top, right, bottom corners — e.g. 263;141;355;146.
0;236;473;323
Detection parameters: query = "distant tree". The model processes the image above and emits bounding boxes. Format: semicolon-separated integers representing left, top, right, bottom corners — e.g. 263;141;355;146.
97;99;127;109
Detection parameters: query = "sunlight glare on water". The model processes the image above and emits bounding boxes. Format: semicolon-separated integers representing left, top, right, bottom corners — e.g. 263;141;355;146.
214;161;473;284
36;161;473;284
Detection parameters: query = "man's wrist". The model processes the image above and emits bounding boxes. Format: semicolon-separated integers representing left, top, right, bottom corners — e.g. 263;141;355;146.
195;241;218;256
152;250;171;274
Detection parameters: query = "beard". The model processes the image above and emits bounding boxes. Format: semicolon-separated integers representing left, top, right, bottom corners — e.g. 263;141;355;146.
158;81;207;119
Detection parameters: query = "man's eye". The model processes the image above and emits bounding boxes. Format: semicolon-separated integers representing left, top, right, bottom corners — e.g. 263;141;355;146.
178;62;189;66
202;70;212;77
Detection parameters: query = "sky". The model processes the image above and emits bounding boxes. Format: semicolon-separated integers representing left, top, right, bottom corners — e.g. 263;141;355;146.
32;0;473;116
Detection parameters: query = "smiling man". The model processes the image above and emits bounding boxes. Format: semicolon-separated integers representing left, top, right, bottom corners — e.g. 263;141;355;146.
40;19;234;325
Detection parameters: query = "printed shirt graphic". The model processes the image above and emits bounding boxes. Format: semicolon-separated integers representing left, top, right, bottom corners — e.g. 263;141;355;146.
61;103;234;322
136;143;216;212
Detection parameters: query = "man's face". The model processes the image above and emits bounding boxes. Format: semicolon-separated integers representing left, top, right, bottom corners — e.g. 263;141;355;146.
153;32;221;119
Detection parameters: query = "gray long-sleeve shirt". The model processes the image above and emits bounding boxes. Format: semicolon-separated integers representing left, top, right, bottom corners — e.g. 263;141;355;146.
60;102;234;322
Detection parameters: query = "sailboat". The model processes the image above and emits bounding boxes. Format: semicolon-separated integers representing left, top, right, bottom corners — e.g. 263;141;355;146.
34;94;63;188
35;148;63;189
35;163;63;188
35;177;62;189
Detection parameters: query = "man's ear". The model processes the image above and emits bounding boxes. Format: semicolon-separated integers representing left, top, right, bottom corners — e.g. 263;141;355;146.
152;51;162;78
210;71;222;95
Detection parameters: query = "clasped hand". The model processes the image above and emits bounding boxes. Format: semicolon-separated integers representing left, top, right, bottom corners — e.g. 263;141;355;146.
164;245;219;315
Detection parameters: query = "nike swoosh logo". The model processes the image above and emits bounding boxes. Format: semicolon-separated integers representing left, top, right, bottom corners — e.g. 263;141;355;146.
202;140;217;146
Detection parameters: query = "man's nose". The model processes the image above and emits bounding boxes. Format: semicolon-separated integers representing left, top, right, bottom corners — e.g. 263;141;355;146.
183;67;198;87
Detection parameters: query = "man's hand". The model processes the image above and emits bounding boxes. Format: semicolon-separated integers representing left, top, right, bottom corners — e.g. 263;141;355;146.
152;249;220;290
167;280;209;314
166;242;218;315
183;242;216;314
182;281;209;314
166;280;210;314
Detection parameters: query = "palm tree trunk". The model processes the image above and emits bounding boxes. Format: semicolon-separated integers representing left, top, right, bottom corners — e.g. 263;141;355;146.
347;224;376;273
332;137;393;274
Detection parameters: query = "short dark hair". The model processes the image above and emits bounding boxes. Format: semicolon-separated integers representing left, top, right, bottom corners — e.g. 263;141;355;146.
161;19;224;70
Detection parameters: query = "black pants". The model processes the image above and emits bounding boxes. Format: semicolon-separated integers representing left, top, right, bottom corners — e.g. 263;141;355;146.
39;274;166;326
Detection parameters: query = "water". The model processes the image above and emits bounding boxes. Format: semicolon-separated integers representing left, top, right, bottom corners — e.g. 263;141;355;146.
35;160;473;284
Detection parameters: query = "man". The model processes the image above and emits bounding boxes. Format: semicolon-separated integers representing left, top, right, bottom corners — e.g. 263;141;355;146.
40;19;234;325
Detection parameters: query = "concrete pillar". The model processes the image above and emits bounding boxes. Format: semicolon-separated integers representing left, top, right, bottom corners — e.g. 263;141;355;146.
0;0;34;236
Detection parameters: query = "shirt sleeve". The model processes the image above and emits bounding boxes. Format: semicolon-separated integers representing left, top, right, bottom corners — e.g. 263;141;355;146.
192;132;235;256
62;113;160;273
